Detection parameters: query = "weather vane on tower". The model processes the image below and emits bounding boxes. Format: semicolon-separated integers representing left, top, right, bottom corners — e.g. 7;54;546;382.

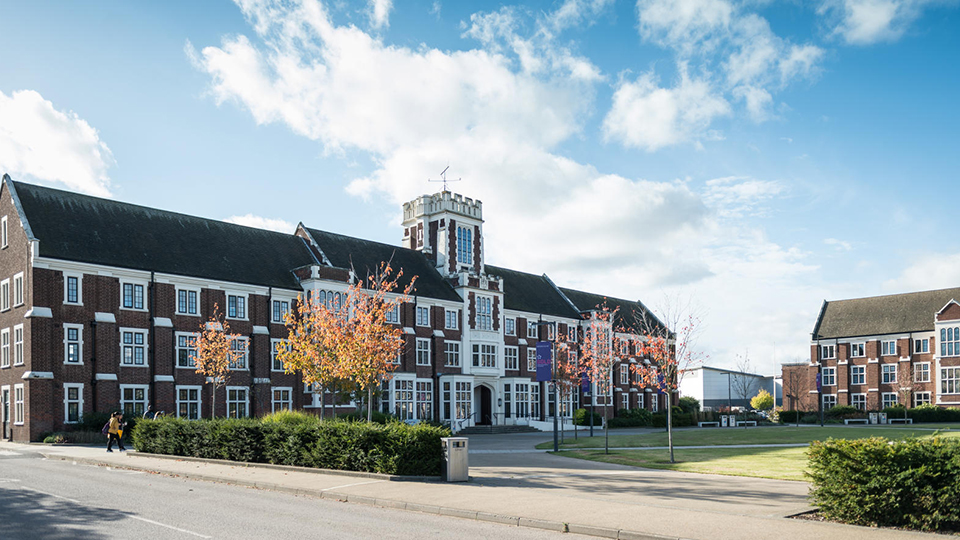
428;166;461;192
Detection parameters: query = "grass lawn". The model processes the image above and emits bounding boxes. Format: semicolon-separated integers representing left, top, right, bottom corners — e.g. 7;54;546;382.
536;424;960;450
560;446;810;482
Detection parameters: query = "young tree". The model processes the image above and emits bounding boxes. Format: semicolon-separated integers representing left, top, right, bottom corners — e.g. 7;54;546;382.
554;327;583;442
578;304;618;454
731;353;758;428
781;361;807;427
634;304;704;464
751;389;774;411
894;363;913;421
194;304;248;418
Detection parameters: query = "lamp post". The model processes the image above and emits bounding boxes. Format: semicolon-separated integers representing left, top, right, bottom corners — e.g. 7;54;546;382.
534;320;559;452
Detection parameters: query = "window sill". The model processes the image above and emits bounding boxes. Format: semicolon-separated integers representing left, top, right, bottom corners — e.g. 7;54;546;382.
120;307;149;313
175;365;197;369
120;364;150;368
176;312;200;317
63;362;84;366
63;302;83;307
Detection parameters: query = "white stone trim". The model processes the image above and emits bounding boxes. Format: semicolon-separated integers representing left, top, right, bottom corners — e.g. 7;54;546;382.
153;317;173;328
95;373;118;381
153;375;174;382
21;371;54;379
95;312;117;323
252;326;270;335
24;307;53;318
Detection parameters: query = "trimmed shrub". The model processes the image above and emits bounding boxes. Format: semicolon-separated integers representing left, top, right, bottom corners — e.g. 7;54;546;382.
609;408;653;428
909;404;960;423
336;410;394;424
778;410;801;423
133;416;449;476
573;408;604;427
677;396;701;414
808;437;960;531
825;405;860;419
651;412;695;428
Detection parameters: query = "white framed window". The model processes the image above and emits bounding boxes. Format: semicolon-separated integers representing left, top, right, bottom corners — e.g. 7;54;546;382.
881;364;897;384
444;309;458;330
1;215;7;248
914;392;931;407
476;296;493;331
12;273;23;307
227;294;247;319
177;386;202;419
821;367;836;386
620;364;629;384
385;304;400;324
416;306;430;327
444;341;460;367
505;318;515;336
881;392;898;409
914;362;930;383
504;346;518;370
472;343;496;368
229;337;248;370
514;383;530;418
176;332;198;368
914;338;929;354
272;339;289;372
527;348;537;371
14;384;24;424
637;393;644;409
0;328;9;368
64;323;83;364
850;365;866;385
272;387;293;413
942;326;960;357
272;299;290;323
621;393;630;410
120;385;148;417
456;226;473;266
851;393;866;410
177;288;199;315
63;383;84;424
1;279;9;311
527;321;538;339
850;343;865;358
651;394;659;412
822;394;837;410
530;384;540;418
881;340;897;357
120;328;148;366
121;282;145;310
820;344;835;359
568;350;578;366
64;273;82;305
416;380;433;420
226;386;249;418
13;324;23;366
941;367;960;394
546;323;556;341
394;379;415;420
416;338;431;366
568;325;577;342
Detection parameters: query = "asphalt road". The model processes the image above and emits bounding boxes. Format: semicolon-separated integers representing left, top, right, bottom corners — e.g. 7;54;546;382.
0;448;590;540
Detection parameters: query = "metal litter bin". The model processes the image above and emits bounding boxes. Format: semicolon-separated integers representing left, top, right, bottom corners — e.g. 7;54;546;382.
441;437;469;482
878;412;888;425
869;412;878;424
720;415;729;427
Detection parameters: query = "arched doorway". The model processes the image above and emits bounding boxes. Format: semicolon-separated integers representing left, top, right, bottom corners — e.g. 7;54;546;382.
477;385;492;425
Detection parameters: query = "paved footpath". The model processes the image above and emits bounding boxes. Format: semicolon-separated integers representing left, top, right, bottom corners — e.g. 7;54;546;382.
1;436;938;540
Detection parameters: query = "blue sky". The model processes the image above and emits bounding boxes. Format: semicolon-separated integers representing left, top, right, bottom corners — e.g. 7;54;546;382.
2;0;958;373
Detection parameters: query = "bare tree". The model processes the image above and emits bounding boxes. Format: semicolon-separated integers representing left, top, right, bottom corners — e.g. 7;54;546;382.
781;360;808;427
893;363;913;421
730;352;758;428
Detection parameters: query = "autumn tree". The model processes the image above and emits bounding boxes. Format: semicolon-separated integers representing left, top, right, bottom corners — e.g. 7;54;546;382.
554;326;583;442
633;297;704;464
751;389;774;411
578;304;618;454
194;304;248;418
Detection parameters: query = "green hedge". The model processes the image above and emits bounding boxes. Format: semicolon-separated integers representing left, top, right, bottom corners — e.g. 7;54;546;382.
132;413;449;476
609;408;653;428
651;412;695;428
908;405;960;423
573;408;604;427
808;437;960;532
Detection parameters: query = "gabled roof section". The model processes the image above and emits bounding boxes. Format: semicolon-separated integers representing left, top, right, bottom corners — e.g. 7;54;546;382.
303;227;461;302
814;287;960;339
558;287;669;336
14;180;313;289
484;265;581;319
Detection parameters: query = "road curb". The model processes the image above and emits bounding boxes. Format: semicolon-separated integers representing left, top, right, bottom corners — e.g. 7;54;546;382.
41;452;688;540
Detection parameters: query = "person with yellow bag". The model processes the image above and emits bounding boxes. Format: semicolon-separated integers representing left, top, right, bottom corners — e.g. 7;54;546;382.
106;412;127;452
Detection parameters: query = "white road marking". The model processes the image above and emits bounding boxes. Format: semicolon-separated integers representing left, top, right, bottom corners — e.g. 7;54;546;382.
0;477;21;483
127;515;213;539
0;450;21;456
321;479;383;491
20;486;81;504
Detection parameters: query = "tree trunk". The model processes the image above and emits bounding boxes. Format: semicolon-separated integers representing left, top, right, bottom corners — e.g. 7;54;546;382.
211;383;217;419
367;386;373;423
604;402;609;455
321;385;326;420
667;393;675;463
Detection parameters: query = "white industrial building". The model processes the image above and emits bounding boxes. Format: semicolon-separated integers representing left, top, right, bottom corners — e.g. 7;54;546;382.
679;367;782;411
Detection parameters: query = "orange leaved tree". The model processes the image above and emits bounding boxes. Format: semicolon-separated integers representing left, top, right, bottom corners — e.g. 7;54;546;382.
578;303;618;454
554;326;583;442
194;303;248;418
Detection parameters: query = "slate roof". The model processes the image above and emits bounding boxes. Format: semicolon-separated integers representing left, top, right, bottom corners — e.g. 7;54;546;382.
10;180;314;290
812;287;960;339
559;287;669;336
304;227;461;302
484;265;581;319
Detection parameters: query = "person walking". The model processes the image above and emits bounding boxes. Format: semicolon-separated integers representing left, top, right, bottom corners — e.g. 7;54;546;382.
106;412;121;452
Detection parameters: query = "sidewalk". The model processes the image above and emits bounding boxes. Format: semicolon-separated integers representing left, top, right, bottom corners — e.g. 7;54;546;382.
5;440;937;540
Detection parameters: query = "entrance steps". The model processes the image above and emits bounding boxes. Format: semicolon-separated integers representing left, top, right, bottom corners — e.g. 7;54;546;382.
457;425;542;435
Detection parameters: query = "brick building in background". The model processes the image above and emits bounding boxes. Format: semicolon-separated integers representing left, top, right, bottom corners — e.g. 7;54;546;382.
0;175;668;441
782;288;960;412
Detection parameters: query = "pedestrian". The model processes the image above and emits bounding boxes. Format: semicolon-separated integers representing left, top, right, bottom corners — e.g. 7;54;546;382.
106;412;121;452
116;413;127;452
143;406;155;420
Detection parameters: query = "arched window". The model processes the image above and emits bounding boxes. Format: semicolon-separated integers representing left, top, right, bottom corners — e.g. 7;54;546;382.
318;290;326;307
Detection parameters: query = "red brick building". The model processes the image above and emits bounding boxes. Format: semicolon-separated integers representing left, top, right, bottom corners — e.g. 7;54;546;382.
782;288;960;412
0;176;668;441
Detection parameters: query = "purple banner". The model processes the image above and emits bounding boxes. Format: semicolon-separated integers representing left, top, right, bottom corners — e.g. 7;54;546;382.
536;341;552;382
815;372;822;392
581;372;590;393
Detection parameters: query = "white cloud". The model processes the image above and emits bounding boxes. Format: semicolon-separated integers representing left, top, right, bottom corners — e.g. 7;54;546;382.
430;1;441;19
819;0;949;45
704;176;783;217
603;68;731;151
824;238;853;251
0;89;114;197
883;252;960;292
732;85;774;122
367;0;393;30
224;214;296;233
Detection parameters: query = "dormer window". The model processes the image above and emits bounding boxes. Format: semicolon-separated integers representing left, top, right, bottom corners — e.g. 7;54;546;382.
457;226;473;266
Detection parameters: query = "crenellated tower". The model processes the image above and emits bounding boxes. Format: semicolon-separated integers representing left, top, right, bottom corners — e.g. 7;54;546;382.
401;191;485;277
